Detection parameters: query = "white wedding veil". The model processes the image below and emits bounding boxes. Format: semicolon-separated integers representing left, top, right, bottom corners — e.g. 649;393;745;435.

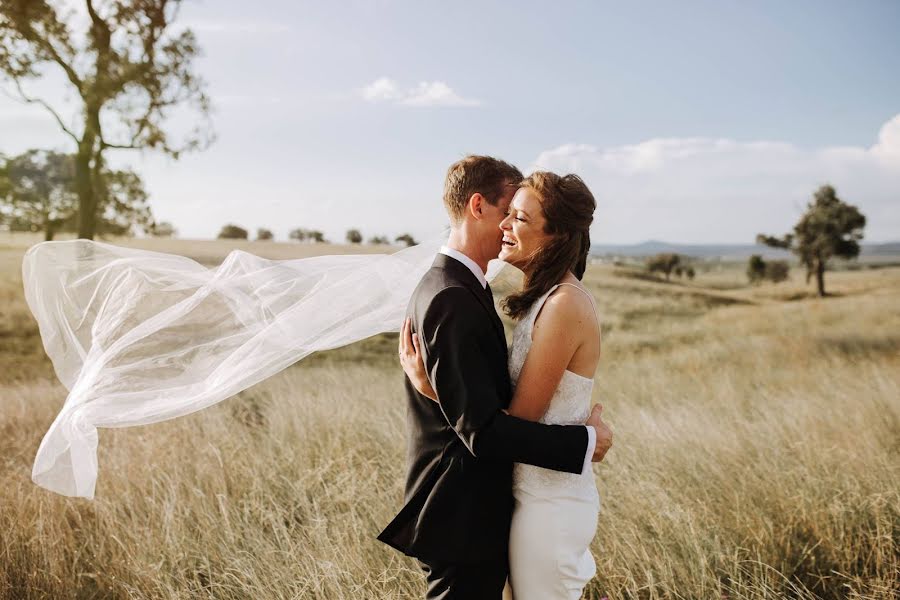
22;231;506;499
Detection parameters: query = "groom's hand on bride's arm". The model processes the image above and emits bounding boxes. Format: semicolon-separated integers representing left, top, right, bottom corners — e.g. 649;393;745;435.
586;404;613;462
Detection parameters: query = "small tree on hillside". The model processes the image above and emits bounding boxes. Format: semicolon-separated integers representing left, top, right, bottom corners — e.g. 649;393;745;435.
747;254;766;285
757;185;865;296
256;228;273;241
646;253;682;281
346;228;362;244
217;224;247;240
151;221;177;237
395;233;417;247
765;260;790;284
286;227;326;242
368;235;390;245
747;254;791;285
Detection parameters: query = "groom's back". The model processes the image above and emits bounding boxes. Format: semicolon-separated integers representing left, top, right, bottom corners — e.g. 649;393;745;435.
378;255;514;564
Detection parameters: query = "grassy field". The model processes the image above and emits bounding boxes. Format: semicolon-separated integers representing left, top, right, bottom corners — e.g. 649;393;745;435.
1;233;898;599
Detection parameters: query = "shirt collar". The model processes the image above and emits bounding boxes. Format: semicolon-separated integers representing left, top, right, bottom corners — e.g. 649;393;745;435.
439;245;487;289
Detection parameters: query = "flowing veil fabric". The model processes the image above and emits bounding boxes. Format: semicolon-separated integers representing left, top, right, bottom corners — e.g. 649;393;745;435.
21;232;506;499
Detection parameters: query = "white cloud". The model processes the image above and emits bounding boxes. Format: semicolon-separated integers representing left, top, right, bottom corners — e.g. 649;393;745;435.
361;78;401;102
533;114;900;244
360;78;481;108
400;81;481;107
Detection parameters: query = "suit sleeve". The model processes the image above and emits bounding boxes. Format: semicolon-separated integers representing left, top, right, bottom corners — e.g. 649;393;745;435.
420;286;588;474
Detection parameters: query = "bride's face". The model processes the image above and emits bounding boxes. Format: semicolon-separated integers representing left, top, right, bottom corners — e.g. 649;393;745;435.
498;187;552;270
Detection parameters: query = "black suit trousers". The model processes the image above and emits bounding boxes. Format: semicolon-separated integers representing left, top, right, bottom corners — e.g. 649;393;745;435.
418;556;508;600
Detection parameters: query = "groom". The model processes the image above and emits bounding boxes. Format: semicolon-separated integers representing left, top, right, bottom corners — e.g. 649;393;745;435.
377;155;613;599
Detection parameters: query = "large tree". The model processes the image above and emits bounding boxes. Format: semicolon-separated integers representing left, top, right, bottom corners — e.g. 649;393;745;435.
757;185;865;297
0;0;212;240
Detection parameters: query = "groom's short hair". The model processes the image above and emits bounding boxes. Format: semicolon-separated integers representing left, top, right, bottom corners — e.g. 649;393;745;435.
443;155;523;223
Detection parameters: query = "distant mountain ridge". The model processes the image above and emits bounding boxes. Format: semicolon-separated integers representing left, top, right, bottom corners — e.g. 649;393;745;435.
590;240;900;259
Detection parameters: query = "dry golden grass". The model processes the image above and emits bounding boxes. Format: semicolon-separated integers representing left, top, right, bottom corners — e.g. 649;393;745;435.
1;234;898;599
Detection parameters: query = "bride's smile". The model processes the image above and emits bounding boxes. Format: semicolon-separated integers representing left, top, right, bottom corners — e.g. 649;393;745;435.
498;187;552;271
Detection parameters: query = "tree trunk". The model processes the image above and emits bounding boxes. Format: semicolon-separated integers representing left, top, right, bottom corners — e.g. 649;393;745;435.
815;259;826;297
74;144;96;240
76;102;104;240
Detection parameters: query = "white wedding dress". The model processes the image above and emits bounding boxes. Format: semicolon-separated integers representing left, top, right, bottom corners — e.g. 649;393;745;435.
506;282;601;600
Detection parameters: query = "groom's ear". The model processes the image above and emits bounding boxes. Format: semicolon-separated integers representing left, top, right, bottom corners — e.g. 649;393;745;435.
468;192;486;220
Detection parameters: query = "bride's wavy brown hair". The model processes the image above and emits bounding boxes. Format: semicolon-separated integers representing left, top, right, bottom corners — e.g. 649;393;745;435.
501;171;596;320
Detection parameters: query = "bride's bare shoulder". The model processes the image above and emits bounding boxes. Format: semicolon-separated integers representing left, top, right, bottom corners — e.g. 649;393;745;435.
535;283;598;335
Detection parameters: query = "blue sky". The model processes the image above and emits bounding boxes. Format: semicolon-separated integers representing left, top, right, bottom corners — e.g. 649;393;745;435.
2;0;899;243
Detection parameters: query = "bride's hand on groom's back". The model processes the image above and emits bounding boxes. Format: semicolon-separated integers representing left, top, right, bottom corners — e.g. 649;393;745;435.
586;404;613;462
399;317;438;402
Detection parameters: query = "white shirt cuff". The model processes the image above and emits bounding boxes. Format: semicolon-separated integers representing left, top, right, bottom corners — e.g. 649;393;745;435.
582;425;596;474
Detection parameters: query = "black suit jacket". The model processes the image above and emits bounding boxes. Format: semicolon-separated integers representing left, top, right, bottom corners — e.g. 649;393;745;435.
377;253;589;564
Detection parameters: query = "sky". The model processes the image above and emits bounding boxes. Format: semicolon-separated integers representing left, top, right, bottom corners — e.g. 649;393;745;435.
1;0;899;244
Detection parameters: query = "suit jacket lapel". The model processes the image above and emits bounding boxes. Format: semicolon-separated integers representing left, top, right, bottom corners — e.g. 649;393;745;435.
432;254;507;350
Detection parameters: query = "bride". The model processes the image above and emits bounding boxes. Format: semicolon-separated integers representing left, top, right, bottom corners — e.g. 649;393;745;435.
398;171;605;599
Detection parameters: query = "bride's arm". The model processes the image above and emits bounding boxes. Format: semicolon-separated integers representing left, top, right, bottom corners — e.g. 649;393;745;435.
506;292;584;422
399;316;438;401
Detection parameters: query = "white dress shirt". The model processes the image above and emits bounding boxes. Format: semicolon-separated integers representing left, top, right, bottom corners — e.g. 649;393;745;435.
436;246;597;474
439;245;487;288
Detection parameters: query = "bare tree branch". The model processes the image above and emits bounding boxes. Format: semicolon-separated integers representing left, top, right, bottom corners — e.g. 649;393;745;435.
5;77;79;143
40;37;84;92
99;139;140;150
15;7;86;93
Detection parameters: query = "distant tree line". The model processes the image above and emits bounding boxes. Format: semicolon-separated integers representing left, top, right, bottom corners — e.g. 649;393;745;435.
215;225;419;247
